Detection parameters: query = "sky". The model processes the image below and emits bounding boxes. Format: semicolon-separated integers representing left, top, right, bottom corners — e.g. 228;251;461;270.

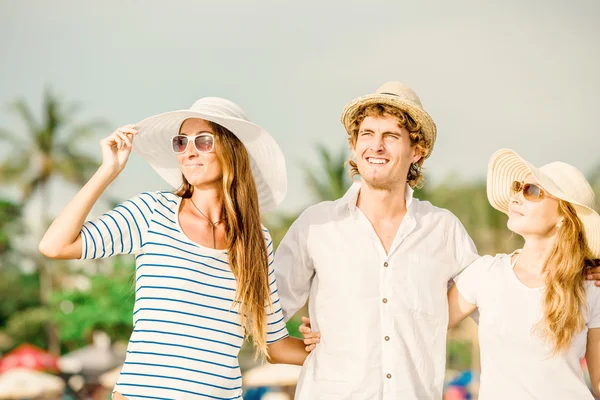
1;0;599;218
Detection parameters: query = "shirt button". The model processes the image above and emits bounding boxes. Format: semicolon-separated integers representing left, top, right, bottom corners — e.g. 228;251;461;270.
386;373;392;379
384;336;390;341
382;298;388;304
384;262;389;267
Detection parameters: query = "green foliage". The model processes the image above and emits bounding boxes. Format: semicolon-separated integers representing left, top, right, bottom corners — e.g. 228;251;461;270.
0;269;41;325
0;199;23;256
3;307;52;350
0;269;45;350
446;340;472;370
50;259;135;350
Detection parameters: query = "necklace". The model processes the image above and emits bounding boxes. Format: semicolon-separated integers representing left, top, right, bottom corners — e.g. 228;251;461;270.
189;199;225;249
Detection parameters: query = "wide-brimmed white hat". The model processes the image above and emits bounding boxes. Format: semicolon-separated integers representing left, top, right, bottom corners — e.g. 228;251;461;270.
132;97;287;213
340;81;437;158
487;148;600;258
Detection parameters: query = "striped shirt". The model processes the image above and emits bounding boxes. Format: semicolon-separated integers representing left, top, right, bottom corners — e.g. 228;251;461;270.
80;191;289;400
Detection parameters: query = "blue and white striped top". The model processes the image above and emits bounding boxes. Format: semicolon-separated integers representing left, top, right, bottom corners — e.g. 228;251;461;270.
80;191;289;400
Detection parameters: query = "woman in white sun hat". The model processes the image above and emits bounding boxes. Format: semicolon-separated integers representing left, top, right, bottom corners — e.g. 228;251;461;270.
448;149;600;399
39;97;310;400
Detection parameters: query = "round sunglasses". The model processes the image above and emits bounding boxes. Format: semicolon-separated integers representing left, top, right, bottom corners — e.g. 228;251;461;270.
510;180;549;202
171;133;214;154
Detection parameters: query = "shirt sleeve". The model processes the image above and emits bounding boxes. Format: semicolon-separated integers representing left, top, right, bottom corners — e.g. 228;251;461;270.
454;255;496;306
79;192;156;259
449;215;480;279
263;227;290;344
273;211;315;322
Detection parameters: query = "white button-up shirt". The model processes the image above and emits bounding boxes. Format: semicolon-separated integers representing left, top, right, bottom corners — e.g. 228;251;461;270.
274;182;479;400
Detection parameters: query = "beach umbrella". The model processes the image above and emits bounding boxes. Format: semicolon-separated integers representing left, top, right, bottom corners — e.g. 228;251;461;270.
0;344;58;373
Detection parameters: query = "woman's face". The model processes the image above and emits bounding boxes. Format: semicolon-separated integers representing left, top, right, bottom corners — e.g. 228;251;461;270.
175;118;223;189
507;174;562;239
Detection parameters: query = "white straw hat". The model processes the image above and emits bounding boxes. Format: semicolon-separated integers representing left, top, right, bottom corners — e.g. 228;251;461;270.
340;81;437;158
487;148;600;258
132;97;287;213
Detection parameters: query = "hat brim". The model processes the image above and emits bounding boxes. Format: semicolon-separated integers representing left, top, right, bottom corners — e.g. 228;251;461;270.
487;149;600;258
132;109;287;213
340;94;437;159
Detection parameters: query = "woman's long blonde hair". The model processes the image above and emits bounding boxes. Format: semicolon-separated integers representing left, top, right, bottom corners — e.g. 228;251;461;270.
174;121;272;358
536;200;594;354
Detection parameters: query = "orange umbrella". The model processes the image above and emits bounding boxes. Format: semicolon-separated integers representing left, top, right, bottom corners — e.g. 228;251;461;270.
0;344;59;373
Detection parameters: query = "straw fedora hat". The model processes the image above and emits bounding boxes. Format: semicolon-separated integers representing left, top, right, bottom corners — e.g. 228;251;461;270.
487;148;600;258
340;81;437;158
132;97;287;213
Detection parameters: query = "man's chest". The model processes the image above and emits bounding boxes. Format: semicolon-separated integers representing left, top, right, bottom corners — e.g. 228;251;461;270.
306;221;458;314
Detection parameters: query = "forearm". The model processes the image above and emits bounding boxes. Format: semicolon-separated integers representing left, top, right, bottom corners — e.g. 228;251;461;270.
39;166;118;259
586;328;600;398
448;285;477;330
267;336;309;366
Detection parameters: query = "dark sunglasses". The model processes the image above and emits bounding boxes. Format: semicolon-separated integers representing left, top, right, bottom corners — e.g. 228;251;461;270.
510;181;548;202
171;133;214;154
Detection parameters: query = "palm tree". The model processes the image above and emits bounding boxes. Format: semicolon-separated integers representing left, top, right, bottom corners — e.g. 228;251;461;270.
0;199;22;258
302;144;352;202
0;89;104;353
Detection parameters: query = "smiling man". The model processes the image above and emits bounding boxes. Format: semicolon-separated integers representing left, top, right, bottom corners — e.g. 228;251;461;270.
273;82;480;399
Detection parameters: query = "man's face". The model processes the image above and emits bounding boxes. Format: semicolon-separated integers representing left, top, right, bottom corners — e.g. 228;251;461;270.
352;115;421;190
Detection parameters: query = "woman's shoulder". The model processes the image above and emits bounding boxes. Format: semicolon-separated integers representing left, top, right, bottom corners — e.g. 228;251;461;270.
120;191;180;216
470;253;510;271
126;190;178;203
260;224;273;242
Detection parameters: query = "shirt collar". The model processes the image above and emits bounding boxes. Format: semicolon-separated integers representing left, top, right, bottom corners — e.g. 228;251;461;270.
335;181;415;214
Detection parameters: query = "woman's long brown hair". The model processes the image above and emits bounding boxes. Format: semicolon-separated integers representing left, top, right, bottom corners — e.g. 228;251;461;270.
174;121;272;358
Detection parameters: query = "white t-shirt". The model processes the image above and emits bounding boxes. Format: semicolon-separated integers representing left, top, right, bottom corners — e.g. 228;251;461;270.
455;253;600;400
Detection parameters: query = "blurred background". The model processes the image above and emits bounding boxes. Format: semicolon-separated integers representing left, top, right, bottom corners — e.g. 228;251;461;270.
0;0;599;399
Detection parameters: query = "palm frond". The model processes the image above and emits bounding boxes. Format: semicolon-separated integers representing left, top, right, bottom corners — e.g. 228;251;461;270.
21;174;49;202
0;152;33;183
54;145;99;184
0;127;19;148
301;144;351;202
11;100;39;136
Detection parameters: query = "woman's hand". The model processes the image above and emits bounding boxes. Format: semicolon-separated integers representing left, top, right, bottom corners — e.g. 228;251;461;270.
100;124;139;177
299;316;320;352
